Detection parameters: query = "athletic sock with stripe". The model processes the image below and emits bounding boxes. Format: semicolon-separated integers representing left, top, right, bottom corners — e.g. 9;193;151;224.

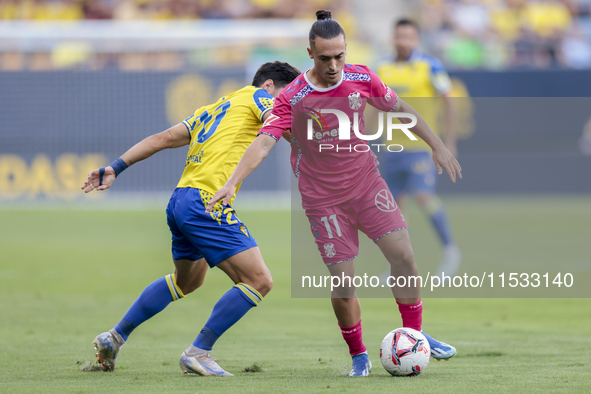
114;274;185;341
192;283;262;351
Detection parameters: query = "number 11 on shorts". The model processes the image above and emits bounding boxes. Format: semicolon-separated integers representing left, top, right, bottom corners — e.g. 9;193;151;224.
320;214;342;239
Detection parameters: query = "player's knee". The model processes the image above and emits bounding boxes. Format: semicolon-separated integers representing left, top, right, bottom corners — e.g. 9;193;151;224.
177;281;194;295
245;270;273;297
332;285;356;299
401;249;415;267
390;249;415;271
178;283;194;295
176;269;206;295
256;272;273;297
179;276;204;295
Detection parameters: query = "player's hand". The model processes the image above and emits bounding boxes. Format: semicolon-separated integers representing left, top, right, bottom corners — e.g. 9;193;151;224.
81;166;116;193
432;146;462;183
205;184;236;214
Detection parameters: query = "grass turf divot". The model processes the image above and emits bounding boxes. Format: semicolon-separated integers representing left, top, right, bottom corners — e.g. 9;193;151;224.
243;363;264;373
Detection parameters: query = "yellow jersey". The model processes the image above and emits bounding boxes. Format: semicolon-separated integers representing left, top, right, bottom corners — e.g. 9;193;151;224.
376;51;452;151
176;85;274;203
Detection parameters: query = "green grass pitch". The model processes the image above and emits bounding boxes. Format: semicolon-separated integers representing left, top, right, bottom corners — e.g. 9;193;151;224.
0;196;590;393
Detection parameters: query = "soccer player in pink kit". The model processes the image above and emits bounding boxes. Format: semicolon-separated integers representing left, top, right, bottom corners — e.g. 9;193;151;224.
208;10;462;376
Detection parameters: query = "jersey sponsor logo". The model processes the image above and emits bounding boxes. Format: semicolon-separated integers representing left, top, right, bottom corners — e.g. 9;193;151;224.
186;150;204;165
303;107;329;134
303;107;340;143
375;189;398;212
324;242;336;258
263;113;280;127
348;91;362;110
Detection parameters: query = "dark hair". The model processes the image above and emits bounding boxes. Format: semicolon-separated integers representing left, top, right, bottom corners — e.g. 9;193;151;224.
309;10;345;45
251;61;301;87
395;18;420;33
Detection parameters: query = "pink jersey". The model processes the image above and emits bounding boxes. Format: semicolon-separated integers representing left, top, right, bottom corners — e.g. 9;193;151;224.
259;64;398;210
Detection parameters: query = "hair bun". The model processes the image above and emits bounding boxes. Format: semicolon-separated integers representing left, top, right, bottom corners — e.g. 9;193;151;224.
316;10;332;20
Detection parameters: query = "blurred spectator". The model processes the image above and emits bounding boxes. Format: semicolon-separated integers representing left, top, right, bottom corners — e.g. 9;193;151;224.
83;0;113;19
445;35;484;68
521;0;571;37
33;0;84;20
414;0;591;69
0;0;346;20
449;0;490;36
490;2;522;41
0;0;16;19
560;25;591;68
1;0;589;70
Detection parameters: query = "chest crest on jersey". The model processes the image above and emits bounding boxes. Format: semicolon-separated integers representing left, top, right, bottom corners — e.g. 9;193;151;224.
348;91;362;110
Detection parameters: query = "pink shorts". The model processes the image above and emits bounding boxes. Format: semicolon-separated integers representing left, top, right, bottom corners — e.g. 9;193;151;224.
305;171;408;265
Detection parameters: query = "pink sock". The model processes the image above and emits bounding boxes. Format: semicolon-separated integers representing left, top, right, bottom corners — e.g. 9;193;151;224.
338;320;367;356
397;299;423;331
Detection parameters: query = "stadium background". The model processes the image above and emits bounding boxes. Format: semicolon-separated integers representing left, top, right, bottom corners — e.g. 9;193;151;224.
1;0;591;203
1;1;590;392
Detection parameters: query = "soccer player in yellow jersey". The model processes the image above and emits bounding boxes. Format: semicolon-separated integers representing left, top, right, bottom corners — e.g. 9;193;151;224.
376;19;461;278
80;61;300;376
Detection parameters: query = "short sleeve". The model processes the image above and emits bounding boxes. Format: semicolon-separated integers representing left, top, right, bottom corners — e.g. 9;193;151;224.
251;88;275;122
182;106;206;136
257;92;292;141
428;57;452;95
367;68;398;112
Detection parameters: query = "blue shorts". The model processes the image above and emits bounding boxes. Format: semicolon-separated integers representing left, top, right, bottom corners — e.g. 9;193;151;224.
381;151;437;199
166;187;258;267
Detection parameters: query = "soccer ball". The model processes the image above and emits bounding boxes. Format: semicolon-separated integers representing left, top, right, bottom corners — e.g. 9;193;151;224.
380;327;430;376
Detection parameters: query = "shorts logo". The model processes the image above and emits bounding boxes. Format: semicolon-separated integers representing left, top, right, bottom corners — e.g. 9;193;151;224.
375;189;398;212
348;91;362;110
324;242;336;258
239;225;249;238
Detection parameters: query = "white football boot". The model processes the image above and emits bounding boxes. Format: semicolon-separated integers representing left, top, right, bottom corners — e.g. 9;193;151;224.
179;347;234;377
91;329;125;371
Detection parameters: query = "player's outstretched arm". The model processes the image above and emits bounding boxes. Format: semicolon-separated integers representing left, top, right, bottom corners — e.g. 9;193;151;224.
393;98;462;183
81;123;190;193
205;134;277;213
